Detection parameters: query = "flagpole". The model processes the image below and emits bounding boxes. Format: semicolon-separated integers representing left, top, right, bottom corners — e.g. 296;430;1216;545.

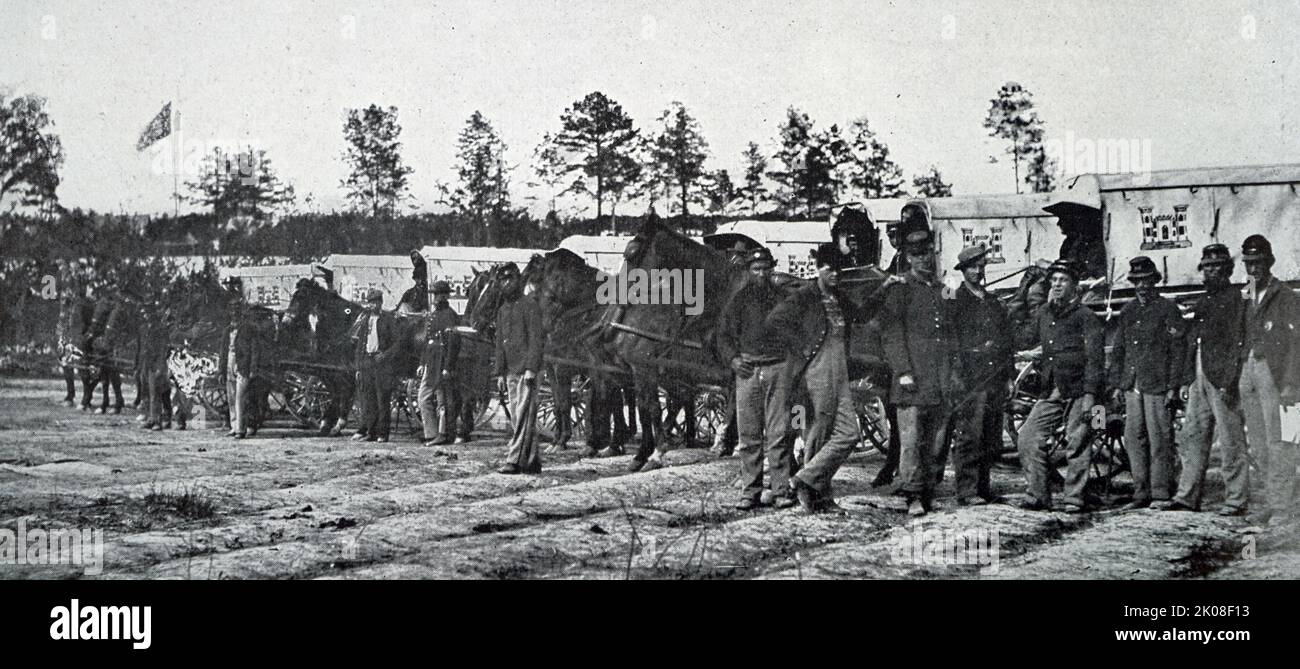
173;83;180;220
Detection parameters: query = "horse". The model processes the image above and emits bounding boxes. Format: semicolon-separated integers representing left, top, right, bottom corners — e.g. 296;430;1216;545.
521;249;638;454
282;279;363;436
597;213;752;471
80;292;140;414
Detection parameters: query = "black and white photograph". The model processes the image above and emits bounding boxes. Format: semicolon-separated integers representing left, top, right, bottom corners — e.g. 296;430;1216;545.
1;0;1298;649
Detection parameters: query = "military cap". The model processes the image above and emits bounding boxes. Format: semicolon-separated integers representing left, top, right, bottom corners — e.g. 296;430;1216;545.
1197;243;1232;270
363;288;384;304
955;244;990;271
813;242;848;271
904;229;934;253
1126;255;1161;282
1047;258;1081;282
431;280;452;295
1240;234;1273;262
745;247;775;267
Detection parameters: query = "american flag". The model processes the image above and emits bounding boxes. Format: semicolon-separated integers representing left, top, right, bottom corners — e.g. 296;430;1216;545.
136;102;172;151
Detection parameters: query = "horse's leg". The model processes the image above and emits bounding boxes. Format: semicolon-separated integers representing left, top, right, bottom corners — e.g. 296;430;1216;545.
682;388;697;449
586;378;610;455
332;371;356;437
80;366;95;411
132;366;143;409
547;364;572;452
110;369;124;413
630;376;664;471
63;365;76;405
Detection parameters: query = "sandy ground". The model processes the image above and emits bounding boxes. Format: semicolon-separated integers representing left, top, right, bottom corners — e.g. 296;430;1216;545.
1;377;1296;580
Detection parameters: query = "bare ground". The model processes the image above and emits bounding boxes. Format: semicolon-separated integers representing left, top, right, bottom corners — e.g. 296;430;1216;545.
1;378;1296;580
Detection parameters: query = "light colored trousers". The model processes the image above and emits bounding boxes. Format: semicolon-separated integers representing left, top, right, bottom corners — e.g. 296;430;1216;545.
225;372;249;434
1175;351;1249;511
1017;396;1091;507
1239;355;1297;515
792;337;858;497
503;374;541;471
1124;390;1176;503
734;360;794;501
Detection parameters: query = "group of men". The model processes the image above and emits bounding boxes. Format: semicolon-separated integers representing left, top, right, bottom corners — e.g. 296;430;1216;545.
718;229;1299;526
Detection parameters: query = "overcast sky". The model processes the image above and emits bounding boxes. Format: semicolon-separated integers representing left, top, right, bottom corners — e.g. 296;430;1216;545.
3;0;1298;216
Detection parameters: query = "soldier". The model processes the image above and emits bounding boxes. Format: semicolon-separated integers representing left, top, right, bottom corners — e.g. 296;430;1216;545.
1237;234;1300;527
418;281;464;446
493;264;545;474
879;229;958;516
766;243;866;513
218;279;260;439
1014;259;1105;513
349;288;398;443
1170;244;1248;514
1109;256;1186;510
717;247;798;510
948;244;1013;506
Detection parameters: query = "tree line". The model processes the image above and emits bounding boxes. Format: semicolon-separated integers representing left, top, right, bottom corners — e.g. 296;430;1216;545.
1;82;1060;244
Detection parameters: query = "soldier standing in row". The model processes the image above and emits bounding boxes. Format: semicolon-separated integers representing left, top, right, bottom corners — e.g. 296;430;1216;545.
418;281;464;446
717;247;797;510
1015;259;1105;513
880;229;957;517
767;243;864;513
493;264;545;474
1108;256;1186;510
1237;234;1300;527
948;244;1013;506
349;288;397;443
1171;244;1248;514
219;279;260;439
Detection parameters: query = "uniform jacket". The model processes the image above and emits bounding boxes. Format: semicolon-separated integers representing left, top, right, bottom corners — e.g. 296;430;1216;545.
420;303;462;370
1016;299;1105;399
349;309;398;367
1108;294;1187;394
1182;284;1246;392
879;273;957;406
493;294;544;376
218;317;266;379
716;280;788;364
1242;278;1300;391
949;282;1014;389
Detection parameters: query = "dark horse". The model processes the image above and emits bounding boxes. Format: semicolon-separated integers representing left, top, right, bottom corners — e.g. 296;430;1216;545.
283;278;447;437
521;249;637;455
597;213;752;471
281;279;364;435
79;293;141;413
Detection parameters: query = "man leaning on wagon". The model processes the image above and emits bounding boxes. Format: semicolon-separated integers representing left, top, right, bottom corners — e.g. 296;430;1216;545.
1108;256;1186;510
717;247;798;510
1237;234;1300;527
1014;259;1105;513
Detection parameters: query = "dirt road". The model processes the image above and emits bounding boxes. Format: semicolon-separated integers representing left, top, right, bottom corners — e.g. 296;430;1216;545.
1;378;1295;579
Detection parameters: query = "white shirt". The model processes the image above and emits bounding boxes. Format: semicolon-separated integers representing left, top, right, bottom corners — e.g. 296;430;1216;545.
365;315;379;353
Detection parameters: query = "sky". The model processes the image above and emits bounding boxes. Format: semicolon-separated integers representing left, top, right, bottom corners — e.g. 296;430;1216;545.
2;0;1298;216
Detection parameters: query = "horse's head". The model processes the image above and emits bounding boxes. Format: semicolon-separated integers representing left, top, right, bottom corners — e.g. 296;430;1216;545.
465;262;520;333
526;249;600;333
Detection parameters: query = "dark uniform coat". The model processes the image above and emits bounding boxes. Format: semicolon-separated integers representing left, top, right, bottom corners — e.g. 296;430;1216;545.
1108;294;1187;395
949;282;1014;389
1016;300;1106;399
1242;278;1300;391
878;274;957;406
492;295;544;377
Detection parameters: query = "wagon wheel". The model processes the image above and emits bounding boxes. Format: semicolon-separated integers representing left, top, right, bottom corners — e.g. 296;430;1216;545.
1003;356;1042;452
387;376;424;436
283;370;331;428
692;386;729;442
196;373;228;420
853;391;891;455
537;374;590;443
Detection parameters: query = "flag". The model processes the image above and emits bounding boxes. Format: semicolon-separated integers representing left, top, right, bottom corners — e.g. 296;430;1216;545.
136;102;172;151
